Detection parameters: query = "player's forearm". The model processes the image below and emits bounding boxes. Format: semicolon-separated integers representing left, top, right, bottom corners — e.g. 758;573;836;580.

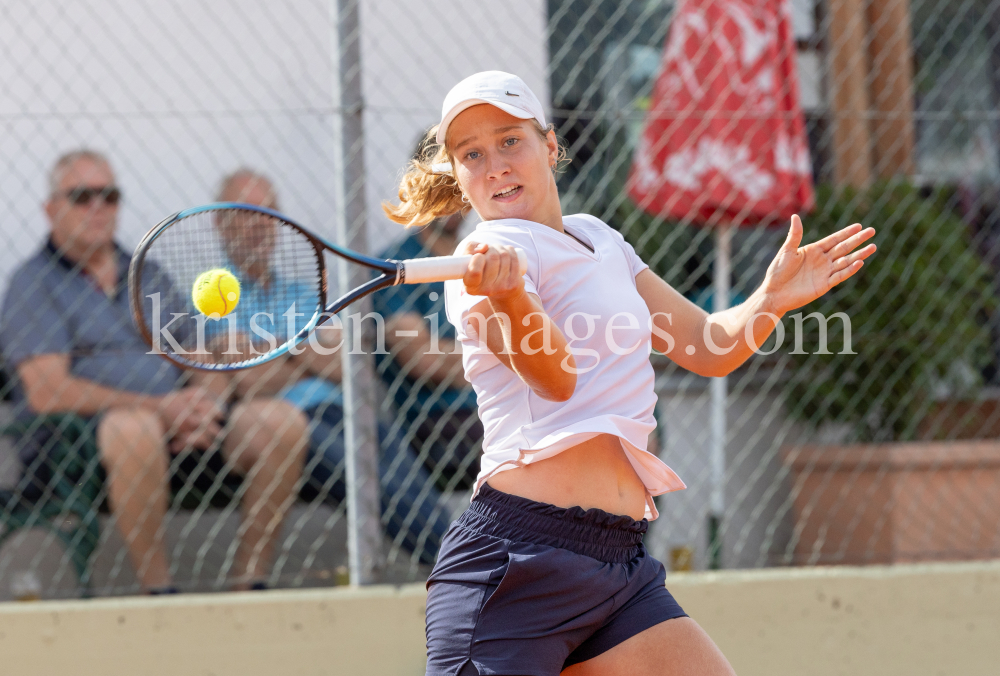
692;288;784;377
488;290;576;401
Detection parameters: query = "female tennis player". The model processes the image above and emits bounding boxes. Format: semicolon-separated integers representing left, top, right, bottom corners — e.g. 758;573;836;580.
385;71;875;676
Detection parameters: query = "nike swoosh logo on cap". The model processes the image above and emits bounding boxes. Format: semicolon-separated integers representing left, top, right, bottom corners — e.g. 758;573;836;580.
505;91;520;96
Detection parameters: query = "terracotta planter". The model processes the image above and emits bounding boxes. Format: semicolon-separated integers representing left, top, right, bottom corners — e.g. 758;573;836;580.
918;399;1000;439
782;442;1000;564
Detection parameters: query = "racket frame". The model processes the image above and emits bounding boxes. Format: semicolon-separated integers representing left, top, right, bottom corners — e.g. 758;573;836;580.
129;202;404;371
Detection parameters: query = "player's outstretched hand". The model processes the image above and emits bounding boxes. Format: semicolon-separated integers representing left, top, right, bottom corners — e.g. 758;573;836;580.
761;214;876;315
460;241;525;302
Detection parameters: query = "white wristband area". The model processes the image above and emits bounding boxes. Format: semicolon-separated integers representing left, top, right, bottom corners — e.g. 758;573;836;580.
400;249;527;284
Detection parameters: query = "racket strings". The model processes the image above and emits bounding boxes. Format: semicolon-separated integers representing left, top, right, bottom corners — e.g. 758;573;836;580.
135;207;324;367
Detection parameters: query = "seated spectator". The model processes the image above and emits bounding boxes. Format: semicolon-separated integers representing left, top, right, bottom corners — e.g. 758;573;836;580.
201;169;451;564
373;154;482;490
0;150;308;593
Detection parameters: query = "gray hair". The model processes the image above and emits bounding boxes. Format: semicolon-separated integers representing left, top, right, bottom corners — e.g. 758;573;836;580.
48;149;112;197
215;168;276;204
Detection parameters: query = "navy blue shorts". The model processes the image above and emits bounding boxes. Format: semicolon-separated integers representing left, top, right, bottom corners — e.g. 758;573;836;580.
425;483;687;676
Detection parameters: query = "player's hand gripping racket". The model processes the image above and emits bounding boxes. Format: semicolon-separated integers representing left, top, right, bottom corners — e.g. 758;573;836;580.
128;202;526;370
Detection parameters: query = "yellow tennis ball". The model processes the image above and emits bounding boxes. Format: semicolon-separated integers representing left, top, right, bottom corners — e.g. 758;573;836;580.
192;269;240;318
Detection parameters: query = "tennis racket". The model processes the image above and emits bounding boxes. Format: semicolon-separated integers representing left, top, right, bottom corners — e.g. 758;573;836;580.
128;202;526;371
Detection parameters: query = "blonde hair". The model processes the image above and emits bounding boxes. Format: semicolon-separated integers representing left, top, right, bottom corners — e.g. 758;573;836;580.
382;121;567;228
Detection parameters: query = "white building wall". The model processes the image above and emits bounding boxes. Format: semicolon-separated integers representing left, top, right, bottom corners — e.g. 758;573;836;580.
0;0;547;299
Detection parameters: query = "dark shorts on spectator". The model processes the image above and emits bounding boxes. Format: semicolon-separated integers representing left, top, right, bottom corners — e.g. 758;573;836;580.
16;413;241;508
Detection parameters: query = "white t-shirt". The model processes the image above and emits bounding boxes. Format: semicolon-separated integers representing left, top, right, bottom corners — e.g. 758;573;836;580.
444;214;686;519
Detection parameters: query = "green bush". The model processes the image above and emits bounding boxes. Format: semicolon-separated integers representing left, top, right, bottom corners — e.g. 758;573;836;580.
784;182;996;441
608;199;713;295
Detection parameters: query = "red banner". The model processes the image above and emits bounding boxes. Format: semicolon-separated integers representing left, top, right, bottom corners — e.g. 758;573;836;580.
628;0;814;226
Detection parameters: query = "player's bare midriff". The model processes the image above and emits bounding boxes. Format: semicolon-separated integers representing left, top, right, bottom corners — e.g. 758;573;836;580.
487;433;648;520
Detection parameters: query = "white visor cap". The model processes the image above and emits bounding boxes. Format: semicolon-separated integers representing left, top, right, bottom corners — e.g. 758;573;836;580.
436;71;547;145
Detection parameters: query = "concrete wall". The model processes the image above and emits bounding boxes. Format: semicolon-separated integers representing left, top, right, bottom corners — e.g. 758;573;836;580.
1;560;998;676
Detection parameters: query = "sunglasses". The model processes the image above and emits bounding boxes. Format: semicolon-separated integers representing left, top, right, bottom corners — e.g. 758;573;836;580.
61;186;122;207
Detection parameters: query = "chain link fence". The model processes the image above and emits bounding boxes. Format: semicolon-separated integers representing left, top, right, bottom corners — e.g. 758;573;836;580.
0;0;998;599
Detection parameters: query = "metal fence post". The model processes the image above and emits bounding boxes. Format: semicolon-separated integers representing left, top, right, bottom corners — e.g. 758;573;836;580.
708;224;732;571
331;0;383;585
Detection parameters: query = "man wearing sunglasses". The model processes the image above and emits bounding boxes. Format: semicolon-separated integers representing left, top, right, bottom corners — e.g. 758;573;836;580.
0;150;308;593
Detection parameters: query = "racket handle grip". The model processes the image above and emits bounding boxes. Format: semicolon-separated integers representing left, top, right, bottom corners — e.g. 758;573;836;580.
401;248;527;284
